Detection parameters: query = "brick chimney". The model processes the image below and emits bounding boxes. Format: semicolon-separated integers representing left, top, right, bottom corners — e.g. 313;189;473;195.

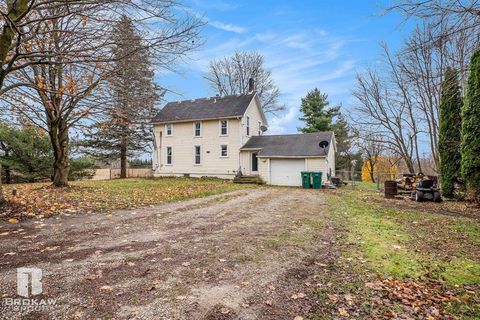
248;78;255;94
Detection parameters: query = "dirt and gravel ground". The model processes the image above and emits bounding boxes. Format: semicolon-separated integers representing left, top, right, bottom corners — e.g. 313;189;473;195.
0;188;337;320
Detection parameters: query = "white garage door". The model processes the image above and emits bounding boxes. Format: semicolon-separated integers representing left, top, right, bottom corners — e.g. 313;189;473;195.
270;159;305;186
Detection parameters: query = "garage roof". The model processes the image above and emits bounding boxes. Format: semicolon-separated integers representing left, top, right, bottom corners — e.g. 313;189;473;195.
240;132;334;157
152;93;256;123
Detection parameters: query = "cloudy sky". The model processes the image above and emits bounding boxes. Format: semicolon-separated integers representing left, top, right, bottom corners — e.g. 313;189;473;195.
160;0;411;134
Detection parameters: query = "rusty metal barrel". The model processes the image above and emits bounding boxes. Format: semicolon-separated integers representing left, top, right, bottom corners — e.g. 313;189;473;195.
384;180;398;199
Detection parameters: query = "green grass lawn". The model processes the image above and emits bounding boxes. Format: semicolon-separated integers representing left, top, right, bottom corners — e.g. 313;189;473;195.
324;187;480;318
1;177;253;219
342;180;378;191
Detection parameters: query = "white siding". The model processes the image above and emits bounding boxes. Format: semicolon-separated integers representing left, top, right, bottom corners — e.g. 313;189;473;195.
258;157;270;183
152;94;266;179
152;118;242;178
326;140;336;179
306;158;328;183
240;151;251;175
240;97;266;145
238;97;266;174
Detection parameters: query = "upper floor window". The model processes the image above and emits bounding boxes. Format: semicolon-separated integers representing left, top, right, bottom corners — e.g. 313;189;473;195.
258;121;262;136
194;122;201;137
246;116;250;136
220;120;228;136
166;146;172;165
165;123;173;136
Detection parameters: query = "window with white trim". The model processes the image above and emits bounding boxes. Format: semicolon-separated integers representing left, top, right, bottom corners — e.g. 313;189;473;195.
220;145;228;157
246;116;250;136
258;121;262;135
194;122;201;137
194;145;201;164
220;120;228;136
165;123;173;136
166;146;172;165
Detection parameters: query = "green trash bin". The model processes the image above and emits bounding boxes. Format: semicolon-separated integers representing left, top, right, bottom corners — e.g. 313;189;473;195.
301;171;312;189
312;172;323;189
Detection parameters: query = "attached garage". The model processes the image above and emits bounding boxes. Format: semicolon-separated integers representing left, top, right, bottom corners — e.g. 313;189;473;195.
270;159;305;186
240;132;336;187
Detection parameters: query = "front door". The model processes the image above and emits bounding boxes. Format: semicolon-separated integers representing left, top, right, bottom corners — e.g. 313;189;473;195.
251;152;258;173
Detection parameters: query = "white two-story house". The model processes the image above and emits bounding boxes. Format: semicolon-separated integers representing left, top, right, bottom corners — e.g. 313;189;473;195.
152;91;336;186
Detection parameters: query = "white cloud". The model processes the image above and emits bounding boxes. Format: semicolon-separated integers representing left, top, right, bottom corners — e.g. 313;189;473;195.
183;7;247;34
208;20;247;34
268;106;298;134
182;26;356;133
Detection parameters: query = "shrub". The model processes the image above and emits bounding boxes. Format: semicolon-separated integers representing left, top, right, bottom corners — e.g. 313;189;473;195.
439;67;463;198
461;50;480;204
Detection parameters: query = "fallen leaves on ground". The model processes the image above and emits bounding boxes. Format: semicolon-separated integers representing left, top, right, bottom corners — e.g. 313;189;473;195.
315;274;478;319
99;285;113;291
0;178;249;220
365;277;480;319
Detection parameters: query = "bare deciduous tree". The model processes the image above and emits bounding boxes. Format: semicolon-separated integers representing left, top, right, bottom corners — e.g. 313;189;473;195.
398;19;479;170
1;0;35;202
205;51;284;114
1;0;202;187
353;129;385;182
387;0;480;41
354;13;479;174
353;41;426;175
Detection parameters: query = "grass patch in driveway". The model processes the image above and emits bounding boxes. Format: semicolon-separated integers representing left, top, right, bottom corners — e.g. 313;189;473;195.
0;177;254;220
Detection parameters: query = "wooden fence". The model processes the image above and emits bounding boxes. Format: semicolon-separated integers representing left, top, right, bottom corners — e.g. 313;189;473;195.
92;168;153;180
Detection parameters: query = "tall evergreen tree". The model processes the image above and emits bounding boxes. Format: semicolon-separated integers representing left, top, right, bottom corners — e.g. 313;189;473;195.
461;50;480;204
81;16;159;178
298;88;353;171
439;67;463;198
298;89;340;133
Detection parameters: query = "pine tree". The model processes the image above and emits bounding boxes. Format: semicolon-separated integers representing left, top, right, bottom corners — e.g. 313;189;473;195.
81;16;159;178
298;89;340;133
461;50;480;204
438;67;463;198
0;123;53;182
298;88;353;171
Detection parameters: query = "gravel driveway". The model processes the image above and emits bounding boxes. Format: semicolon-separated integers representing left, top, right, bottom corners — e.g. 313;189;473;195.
0;187;338;319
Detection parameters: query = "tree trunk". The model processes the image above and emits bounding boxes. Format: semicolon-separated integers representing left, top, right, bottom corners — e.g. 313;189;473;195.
0;163;4;205
4;151;11;184
368;160;376;183
120;137;127;179
5;165;11;184
405;157;415;174
50;122;70;187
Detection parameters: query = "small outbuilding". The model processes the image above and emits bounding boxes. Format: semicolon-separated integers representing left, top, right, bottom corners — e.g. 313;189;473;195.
239;132;336;186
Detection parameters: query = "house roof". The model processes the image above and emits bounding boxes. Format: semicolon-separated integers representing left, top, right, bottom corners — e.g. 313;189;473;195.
152;93;256;123
240;132;334;157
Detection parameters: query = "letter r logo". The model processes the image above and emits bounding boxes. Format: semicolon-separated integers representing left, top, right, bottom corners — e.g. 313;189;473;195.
17;268;43;298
